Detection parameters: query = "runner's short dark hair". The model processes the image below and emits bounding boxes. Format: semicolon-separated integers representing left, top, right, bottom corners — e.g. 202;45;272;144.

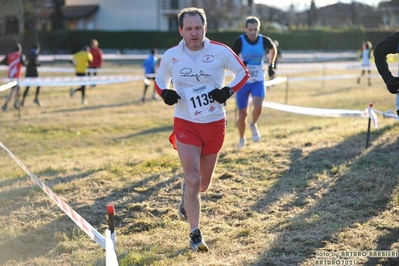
178;7;207;29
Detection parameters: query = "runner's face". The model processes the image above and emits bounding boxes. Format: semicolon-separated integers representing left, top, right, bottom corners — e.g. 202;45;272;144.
179;14;207;51
245;22;259;41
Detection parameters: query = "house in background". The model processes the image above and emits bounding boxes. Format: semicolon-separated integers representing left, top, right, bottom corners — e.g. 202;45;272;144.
63;0;168;31
33;0;399;32
292;2;384;29
62;0;252;31
0;0;24;45
379;0;399;28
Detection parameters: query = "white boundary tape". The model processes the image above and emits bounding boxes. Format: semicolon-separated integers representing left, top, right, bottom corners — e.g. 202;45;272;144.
0;66;141;73
0;142;106;249
261;101;399;128
288;75;358;82
0;80;17;92
263;101;369;118
264;77;287;87
0;75;142;87
374;109;399;120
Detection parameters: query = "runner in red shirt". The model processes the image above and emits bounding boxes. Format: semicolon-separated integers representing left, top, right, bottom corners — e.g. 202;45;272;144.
88;39;104;87
2;43;27;111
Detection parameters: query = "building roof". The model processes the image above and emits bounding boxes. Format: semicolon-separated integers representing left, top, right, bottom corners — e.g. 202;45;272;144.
62;5;99;19
379;1;399;11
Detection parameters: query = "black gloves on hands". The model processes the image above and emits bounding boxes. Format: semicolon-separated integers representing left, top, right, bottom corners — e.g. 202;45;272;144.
384;74;399;94
209;86;233;104
268;64;275;78
161;89;180;105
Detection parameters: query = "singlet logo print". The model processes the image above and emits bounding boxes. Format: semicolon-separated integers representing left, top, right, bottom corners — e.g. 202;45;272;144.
202;55;214;63
180;68;211;81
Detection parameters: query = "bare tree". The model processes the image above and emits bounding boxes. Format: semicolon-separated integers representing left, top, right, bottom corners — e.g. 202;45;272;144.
308;0;317;27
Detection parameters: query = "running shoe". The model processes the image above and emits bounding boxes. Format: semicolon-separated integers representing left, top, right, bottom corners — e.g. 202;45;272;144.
237;137;246;150
2;104;7;111
13;101;19;109
34;99;43;106
250;122;260;142
189;228;209;252
178;181;187;220
70;88;75;98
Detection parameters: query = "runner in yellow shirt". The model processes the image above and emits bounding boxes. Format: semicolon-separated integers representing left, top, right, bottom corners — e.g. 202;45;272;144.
70;46;93;104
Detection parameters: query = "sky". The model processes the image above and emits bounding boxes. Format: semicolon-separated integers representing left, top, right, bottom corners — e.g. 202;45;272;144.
254;0;384;11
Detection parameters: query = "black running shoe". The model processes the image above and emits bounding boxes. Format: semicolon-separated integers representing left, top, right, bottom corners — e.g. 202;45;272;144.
189;228;209;252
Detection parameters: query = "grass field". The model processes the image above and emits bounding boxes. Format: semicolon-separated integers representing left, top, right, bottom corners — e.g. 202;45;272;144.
1;60;399;266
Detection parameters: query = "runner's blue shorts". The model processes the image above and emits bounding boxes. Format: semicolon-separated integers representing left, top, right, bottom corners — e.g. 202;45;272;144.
235;81;265;110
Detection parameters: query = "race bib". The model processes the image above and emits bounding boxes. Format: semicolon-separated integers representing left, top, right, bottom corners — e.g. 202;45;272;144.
184;85;220;119
247;65;264;82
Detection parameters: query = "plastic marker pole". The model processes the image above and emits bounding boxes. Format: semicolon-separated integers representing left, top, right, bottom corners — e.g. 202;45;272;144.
107;203;115;233
105;203;118;265
366;103;372;149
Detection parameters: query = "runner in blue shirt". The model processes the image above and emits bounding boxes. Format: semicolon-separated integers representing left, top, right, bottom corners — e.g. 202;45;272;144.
232;16;277;149
141;48;158;102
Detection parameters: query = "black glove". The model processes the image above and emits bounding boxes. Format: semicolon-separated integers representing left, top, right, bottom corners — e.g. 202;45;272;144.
209;86;233;104
268;64;275;78
384;75;399;94
161;89;180;105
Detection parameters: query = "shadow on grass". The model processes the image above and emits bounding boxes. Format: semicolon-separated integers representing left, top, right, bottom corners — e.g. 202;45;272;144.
363;227;399;266
251;124;399;265
46;100;135;114
0;174;29;189
117;125;173;139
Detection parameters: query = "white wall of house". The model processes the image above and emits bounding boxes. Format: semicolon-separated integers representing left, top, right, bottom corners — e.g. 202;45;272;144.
66;0;170;31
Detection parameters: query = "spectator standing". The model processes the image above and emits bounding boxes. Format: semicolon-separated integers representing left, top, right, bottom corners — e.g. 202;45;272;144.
358;41;372;86
154;7;249;252
141;48;158;102
70;46;93;104
1;43;27;111
231;16;277;149
21;43;42;106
